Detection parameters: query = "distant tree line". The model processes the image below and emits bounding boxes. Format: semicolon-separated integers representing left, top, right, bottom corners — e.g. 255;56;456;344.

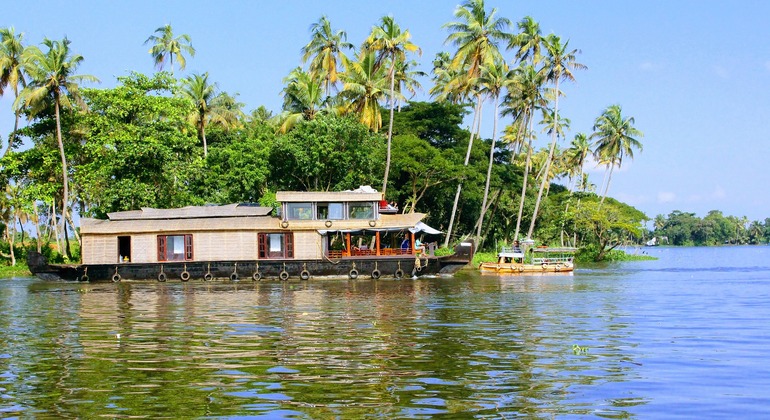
0;0;647;265
650;211;769;246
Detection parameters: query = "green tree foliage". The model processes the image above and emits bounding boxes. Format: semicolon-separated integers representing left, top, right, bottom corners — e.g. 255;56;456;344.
565;195;647;260
77;72;199;217
268;114;383;192
652;210;767;246
189;120;273;204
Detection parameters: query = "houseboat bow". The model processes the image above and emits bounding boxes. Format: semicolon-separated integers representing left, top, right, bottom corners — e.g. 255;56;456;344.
28;188;475;282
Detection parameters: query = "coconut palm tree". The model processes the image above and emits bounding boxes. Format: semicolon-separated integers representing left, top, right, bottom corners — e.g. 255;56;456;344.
510;16;543;64
339;51;389;132
278;67;327;133
565;133;591;187
502;63;547;240
364;15;420;195
591;104;643;205
301;16;354;98
476;58;514;239
19;37;98;255
527;33;585;239
393;59;426;111
144;24;195;75
179;72;241;157
442;0;511;246
0;27;27;156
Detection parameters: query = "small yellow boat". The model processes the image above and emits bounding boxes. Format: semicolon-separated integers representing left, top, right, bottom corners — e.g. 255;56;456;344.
479;245;576;274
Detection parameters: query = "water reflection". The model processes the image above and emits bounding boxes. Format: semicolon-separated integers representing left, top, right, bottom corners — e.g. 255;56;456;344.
1;271;658;417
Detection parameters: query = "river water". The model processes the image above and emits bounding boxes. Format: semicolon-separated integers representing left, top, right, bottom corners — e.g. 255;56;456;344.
1;246;769;418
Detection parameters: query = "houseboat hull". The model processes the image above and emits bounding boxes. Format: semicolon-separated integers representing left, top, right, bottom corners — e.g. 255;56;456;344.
28;248;473;282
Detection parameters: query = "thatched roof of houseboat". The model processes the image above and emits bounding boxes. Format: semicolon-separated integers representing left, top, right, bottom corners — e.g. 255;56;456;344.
276;190;381;203
106;203;272;221
81;211;431;236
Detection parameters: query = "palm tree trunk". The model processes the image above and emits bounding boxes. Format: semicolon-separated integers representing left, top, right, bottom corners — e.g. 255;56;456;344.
201;124;208;158
8;215;16;266
54;96;72;259
514;111;534;241
34;203;42;253
443;94;482;248
599;164;615;207
527;77;561;239
476;93;500;238
382;65;396;195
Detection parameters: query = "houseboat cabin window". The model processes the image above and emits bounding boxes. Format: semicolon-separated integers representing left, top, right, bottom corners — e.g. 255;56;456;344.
157;234;193;261
258;233;294;259
349;202;374;219
286;203;313;220
317;202;344;220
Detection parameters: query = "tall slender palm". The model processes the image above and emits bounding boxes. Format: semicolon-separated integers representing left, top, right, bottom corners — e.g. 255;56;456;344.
393;59;426;111
301;16;354;98
591;104;643;205
502;63;547;240
278;67;326;133
339;51;389;132
527;34;585;239
365;15;420;195
179;72;238;157
510;16;543;64
564;132;592;190
0;27;27;156
19;37;98;253
145;24;195;75
476;59;513;239
442;0;511;247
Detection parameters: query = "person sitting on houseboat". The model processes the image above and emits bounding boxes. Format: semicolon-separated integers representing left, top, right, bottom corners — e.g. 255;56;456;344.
414;237;425;254
400;238;410;252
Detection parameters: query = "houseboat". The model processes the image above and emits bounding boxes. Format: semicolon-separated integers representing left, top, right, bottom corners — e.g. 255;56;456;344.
478;241;576;274
28;187;475;282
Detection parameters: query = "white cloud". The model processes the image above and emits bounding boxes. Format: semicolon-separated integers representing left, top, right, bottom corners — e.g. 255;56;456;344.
710;185;726;200
658;192;676;203
713;65;729;79
639;61;661;72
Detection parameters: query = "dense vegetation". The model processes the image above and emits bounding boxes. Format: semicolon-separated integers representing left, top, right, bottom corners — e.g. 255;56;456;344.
0;0;668;268
650;211;770;246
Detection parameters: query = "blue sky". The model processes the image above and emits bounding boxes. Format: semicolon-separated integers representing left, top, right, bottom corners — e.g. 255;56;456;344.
4;1;770;221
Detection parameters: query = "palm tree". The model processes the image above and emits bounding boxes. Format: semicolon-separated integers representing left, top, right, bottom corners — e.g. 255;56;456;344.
0;27;27;156
510;16;543;64
393;59;426;111
19;37;98;256
179;72;239;157
144;24;195;75
301;16;354;98
502;63;547;241
476;58;513;239
339;51;389;132
564;133;592;190
527;33;585;239
442;0;511;247
591;104;643;205
364;15;420;195
278;67;327;133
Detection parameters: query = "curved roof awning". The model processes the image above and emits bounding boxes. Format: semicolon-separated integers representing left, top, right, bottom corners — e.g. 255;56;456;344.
409;221;442;235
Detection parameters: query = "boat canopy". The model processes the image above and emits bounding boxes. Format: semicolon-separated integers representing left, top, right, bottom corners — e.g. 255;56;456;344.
318;221;442;236
408;221;442;235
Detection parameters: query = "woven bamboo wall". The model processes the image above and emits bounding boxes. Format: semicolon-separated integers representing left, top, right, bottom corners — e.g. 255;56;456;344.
294;231;322;259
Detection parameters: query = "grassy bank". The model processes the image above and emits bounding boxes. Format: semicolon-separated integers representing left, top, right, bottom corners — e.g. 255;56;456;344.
0;264;32;278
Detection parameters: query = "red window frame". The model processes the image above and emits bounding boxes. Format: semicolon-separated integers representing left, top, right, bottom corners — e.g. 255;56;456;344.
157;234;193;262
258;232;294;259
